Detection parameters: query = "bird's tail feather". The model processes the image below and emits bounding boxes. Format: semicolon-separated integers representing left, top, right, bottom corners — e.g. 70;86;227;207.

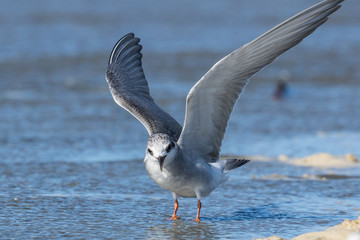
223;158;250;173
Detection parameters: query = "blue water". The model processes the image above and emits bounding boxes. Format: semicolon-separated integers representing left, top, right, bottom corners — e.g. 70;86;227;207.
1;0;359;239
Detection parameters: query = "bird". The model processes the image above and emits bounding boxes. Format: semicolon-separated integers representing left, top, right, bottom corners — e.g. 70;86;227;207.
105;0;343;222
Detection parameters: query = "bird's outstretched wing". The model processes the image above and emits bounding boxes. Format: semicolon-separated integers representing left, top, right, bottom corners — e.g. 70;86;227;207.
178;0;343;162
106;33;182;140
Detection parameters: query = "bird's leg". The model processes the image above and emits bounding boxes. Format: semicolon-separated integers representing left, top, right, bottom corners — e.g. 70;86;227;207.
168;193;180;220
193;199;201;222
169;199;180;220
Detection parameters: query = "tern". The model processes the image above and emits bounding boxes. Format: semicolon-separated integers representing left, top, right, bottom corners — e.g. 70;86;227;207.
105;0;343;222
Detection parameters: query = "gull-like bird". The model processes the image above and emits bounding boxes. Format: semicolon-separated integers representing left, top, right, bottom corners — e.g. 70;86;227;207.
105;0;343;222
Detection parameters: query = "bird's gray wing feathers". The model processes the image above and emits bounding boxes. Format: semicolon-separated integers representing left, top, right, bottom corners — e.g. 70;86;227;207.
178;0;343;162
106;33;182;140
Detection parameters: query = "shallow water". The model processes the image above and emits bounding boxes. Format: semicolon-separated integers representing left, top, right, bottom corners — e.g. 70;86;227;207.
1;159;359;239
1;0;360;239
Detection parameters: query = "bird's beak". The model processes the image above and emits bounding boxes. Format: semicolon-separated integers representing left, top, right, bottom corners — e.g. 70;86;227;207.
157;155;167;172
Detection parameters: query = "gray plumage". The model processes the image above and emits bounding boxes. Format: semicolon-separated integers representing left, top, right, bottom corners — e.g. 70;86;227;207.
106;34;182;140
105;0;343;221
178;0;343;162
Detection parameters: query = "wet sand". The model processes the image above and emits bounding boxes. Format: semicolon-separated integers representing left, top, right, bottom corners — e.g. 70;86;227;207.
282;153;359;169
254;152;360;240
256;216;360;240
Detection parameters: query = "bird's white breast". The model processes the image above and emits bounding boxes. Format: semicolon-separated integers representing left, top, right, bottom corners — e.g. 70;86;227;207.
144;156;225;198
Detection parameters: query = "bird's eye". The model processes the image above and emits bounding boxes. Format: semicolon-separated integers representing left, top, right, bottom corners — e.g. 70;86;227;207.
147;148;153;155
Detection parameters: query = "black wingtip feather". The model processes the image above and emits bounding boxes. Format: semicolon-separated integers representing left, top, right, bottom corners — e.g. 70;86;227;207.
107;33;145;80
114;38;141;64
108;33;137;65
224;158;250;172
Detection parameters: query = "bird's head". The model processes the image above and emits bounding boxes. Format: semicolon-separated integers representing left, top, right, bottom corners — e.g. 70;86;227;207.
146;133;178;172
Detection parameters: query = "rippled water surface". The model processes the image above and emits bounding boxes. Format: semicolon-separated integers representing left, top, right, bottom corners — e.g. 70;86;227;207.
1;160;359;239
1;0;359;239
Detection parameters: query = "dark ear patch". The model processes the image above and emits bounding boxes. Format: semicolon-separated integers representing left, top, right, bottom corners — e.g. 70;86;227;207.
166;142;175;152
148;148;153;155
165;145;171;152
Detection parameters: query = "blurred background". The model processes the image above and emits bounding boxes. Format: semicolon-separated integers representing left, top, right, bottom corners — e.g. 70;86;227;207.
1;1;359;239
1;0;359;162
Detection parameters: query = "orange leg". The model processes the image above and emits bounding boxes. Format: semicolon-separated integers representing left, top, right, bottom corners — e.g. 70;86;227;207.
193;200;201;222
169;199;180;220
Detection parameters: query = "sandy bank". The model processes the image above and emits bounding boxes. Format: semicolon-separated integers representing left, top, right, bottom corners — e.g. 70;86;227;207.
255;216;360;240
278;153;359;168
